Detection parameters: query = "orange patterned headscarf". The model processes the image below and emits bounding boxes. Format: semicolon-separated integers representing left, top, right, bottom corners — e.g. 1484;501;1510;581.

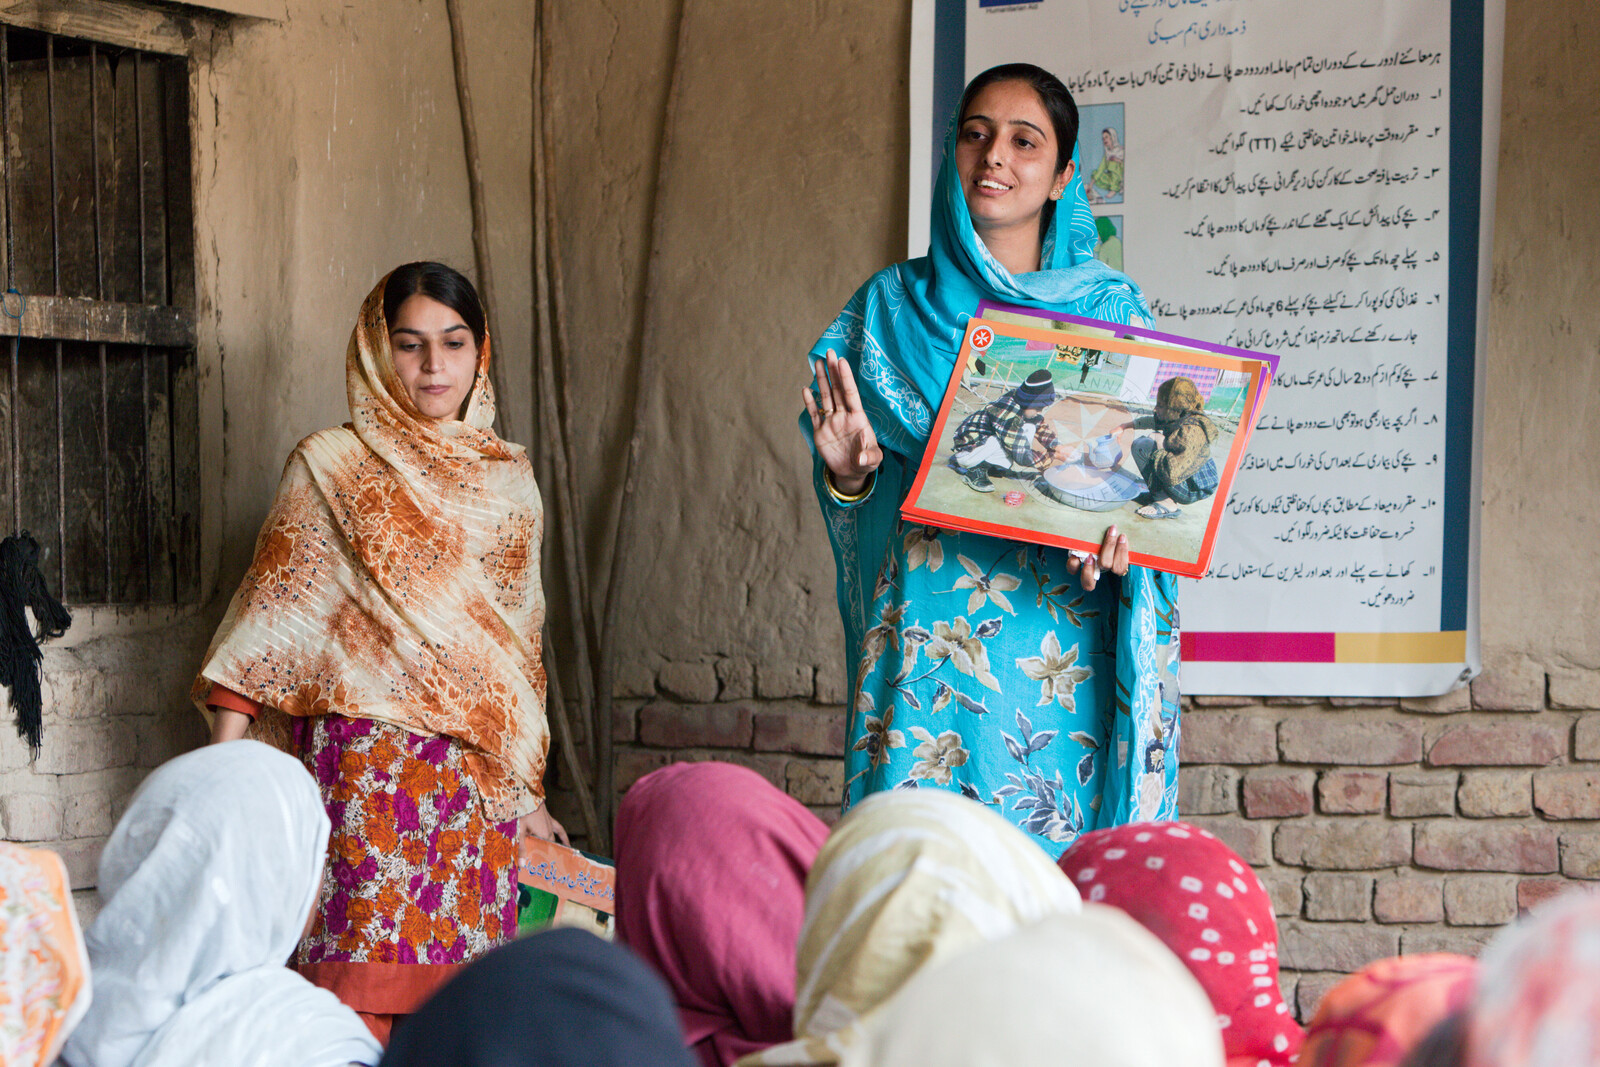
193;275;547;821
0;843;89;1066
1301;954;1475;1067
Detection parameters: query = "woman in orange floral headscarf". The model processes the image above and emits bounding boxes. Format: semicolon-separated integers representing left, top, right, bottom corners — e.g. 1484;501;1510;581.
0;842;89;1066
191;262;555;1044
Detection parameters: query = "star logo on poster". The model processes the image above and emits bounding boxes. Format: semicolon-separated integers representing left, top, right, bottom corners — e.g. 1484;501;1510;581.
970;326;994;350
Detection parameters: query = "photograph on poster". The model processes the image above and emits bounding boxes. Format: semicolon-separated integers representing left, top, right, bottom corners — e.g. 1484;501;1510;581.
973;299;1278;421
902;318;1269;577
1078;102;1125;205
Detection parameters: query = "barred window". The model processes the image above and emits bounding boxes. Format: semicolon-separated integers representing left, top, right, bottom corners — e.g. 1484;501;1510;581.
0;23;199;604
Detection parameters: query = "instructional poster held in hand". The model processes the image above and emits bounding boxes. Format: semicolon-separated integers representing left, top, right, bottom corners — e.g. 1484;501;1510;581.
902;317;1270;578
911;0;1503;693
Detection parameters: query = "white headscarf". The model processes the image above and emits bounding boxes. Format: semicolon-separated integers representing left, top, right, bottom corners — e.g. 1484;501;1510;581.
848;905;1224;1067
62;741;381;1067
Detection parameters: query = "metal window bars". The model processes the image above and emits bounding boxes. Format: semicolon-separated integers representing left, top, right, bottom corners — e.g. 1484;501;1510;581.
0;24;198;604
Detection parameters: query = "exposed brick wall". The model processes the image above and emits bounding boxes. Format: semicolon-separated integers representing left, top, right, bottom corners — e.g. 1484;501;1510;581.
1175;661;1600;1021
602;655;1600;1023
606;661;848;829
12;636;1594;1026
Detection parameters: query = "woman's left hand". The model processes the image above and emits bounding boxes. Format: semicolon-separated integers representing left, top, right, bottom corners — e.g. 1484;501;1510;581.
1068;525;1130;592
517;806;569;847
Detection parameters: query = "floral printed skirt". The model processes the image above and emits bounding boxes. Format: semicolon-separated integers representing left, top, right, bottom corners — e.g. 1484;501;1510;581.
293;714;519;1020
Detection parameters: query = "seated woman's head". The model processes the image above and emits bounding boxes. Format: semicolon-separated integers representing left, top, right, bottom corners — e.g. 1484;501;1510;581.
1058;821;1303;1067
1301;954;1476;1067
954;63;1079;243
382;928;694;1067
0;844;89;1067
382;261;487;421
66;741;379;1067
1463;889;1600;1067
1155;376;1205;422
850;906;1223;1067
614;761;831;1066
740;788;1081;1065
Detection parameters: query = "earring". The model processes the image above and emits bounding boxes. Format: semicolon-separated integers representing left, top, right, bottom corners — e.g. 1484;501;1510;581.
1050;188;1064;200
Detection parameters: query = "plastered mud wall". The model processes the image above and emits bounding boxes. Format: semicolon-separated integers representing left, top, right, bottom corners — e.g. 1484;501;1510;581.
544;0;910;689
549;0;1600;707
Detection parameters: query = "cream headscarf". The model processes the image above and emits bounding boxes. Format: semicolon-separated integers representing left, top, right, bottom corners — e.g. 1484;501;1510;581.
0;843;89;1066
193;274;547;821
62;742;381;1067
735;789;1081;1066
848;906;1223;1067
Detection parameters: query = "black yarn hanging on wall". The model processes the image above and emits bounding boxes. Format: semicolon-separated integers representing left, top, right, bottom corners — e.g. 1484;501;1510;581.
0;533;72;752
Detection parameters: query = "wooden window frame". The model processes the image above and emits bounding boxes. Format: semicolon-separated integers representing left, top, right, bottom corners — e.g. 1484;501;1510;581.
0;2;209;605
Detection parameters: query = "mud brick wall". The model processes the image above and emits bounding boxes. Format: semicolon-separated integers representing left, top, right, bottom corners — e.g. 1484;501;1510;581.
1175;659;1600;1019
0;628;211;921
608;659;850;828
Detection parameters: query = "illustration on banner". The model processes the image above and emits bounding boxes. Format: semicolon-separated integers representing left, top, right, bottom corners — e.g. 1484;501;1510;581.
1094;214;1124;270
1078;102;1125;205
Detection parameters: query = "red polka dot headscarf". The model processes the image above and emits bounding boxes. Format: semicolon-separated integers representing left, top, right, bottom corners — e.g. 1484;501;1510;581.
1058;822;1303;1067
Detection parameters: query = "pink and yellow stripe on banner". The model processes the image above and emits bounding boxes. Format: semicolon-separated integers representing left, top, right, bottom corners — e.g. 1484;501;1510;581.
1182;631;1469;664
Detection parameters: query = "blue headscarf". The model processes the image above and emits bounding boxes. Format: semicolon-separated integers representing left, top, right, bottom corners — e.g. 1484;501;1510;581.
808;112;1150;461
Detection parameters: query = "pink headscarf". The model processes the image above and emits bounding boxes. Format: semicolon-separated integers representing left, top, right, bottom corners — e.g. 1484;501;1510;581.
615;762;830;1067
1058;822;1303;1067
1301;955;1476;1067
1465;890;1600;1067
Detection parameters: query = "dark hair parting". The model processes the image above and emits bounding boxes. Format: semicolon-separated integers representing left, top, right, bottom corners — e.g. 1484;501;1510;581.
957;63;1080;174
383;261;487;346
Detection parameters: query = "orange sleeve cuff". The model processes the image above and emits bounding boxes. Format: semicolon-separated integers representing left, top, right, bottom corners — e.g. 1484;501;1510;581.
207;684;263;720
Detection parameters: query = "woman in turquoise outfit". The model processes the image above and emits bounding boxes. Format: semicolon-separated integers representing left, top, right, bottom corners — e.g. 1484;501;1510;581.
803;64;1181;858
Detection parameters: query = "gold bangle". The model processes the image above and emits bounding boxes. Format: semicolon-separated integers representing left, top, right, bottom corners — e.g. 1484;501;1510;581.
826;468;873;503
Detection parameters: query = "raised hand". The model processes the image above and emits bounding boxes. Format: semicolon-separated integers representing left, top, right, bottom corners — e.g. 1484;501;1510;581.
803;350;883;495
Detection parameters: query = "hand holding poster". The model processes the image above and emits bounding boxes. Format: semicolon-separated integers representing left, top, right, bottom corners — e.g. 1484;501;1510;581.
902;317;1271;577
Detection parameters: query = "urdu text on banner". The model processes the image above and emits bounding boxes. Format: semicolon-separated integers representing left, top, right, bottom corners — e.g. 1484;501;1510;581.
909;0;1503;696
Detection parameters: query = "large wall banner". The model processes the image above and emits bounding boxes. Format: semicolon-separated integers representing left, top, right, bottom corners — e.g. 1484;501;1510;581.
910;0;1502;696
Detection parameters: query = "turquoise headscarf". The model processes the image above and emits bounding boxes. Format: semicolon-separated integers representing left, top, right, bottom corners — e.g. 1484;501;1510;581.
808;113;1150;461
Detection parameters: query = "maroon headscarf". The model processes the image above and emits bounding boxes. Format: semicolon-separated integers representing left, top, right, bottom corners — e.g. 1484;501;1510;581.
1058;821;1303;1067
615;762;829;1067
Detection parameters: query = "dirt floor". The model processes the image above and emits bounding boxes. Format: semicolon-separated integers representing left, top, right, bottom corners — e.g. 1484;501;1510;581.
909;389;1236;568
